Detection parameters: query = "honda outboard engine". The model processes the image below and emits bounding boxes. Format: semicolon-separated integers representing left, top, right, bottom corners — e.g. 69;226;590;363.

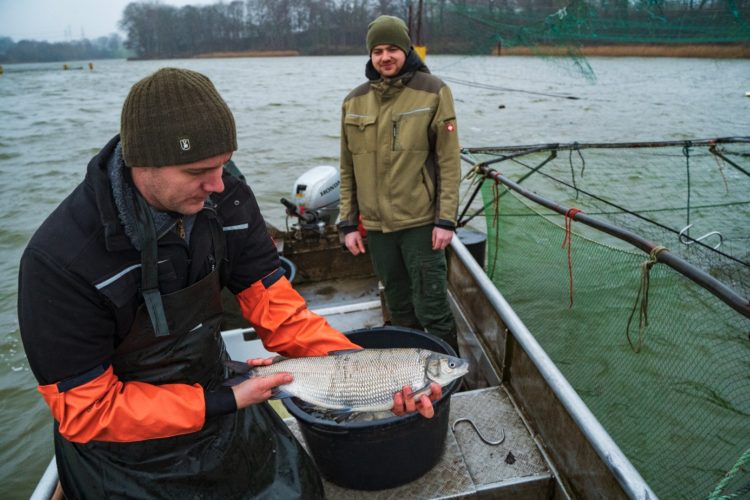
281;165;340;237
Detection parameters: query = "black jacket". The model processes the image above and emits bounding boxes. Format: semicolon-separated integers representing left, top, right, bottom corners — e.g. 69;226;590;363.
18;135;279;388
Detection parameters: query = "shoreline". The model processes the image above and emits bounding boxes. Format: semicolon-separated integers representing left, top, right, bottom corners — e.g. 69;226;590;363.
187;44;750;60
193;50;300;58
493;43;750;58
126;44;750;61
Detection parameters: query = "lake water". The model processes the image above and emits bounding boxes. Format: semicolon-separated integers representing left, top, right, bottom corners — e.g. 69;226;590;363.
0;55;748;498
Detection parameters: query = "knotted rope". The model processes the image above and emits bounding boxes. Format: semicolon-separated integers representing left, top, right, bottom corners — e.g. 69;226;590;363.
561;208;583;308
488;178;503;279
625;245;668;352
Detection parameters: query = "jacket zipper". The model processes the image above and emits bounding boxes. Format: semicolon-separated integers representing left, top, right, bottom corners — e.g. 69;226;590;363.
391;108;432;151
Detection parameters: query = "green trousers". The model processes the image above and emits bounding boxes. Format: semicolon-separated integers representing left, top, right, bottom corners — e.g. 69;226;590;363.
367;225;457;349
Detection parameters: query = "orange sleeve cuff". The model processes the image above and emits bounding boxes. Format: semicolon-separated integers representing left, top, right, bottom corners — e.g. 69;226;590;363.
236;276;360;357
38;365;205;443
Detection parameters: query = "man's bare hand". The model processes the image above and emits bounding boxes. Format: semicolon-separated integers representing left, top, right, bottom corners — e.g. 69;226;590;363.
231;357;292;409
344;231;366;256
392;383;443;419
432;227;454;250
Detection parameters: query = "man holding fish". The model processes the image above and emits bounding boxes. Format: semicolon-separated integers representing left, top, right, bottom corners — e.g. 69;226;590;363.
18;67;446;498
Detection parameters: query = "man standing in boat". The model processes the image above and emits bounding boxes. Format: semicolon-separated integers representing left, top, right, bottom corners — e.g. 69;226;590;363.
18;67;440;498
339;15;461;352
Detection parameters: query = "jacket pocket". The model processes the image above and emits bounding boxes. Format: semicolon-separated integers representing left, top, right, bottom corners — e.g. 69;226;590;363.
392;107;433;152
344;114;377;155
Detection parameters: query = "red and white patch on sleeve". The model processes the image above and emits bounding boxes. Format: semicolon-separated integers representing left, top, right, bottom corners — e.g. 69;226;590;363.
446;122;456;132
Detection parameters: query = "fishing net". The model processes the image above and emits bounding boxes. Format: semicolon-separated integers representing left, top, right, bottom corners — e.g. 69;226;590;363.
461;138;750;498
419;0;750;80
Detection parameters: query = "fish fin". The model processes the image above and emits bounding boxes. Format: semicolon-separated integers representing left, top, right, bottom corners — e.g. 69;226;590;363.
224;359;252;375
269;388;293;399
412;384;434;399
222;374;250;387
327;349;362;355
269;355;287;364
324;408;355;419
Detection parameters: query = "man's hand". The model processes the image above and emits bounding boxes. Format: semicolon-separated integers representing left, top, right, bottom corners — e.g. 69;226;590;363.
231;357;292;409
344;231;366;256
432;227;454;250
392;383;443;419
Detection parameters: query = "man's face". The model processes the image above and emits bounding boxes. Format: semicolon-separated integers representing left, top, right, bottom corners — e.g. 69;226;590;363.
131;152;231;215
370;44;406;78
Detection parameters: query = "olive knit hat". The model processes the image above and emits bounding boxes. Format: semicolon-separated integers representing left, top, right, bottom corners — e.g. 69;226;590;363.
366;15;411;54
120;67;237;167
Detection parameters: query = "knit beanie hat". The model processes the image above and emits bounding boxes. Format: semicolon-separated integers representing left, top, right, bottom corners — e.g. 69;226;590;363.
120;68;237;167
366;15;411;54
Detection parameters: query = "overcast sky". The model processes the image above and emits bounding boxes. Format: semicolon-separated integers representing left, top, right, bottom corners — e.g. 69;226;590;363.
0;0;217;42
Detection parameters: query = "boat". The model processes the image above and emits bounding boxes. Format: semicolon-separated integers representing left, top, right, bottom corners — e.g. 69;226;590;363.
29;161;662;499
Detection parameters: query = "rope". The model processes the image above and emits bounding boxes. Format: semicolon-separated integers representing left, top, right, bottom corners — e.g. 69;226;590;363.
561;208;583;308
708;144;731;194
708;143;750;178
503;150;750;268
625;246;668;353
457;165;487;226
568;144;580;198
707;446;750;499
684;142;692;232
488;178;503;280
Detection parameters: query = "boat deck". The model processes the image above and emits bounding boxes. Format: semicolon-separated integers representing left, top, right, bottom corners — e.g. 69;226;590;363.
224;276;554;498
285;386;552;498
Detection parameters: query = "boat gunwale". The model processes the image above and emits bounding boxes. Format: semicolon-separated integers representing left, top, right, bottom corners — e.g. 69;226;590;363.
449;236;657;499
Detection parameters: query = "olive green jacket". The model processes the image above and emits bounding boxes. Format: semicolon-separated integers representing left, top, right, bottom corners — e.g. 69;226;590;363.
339;59;460;234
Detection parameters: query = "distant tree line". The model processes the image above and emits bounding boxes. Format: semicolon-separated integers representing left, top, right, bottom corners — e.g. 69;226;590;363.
1;0;747;63
0;35;129;64
118;0;750;59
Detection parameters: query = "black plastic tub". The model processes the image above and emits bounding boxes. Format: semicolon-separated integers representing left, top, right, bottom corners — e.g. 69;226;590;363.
282;326;461;491
457;227;487;269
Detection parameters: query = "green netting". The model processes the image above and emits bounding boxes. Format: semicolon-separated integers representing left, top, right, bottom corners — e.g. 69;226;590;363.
464;141;750;298
436;0;750;79
443;0;750;48
477;170;750;498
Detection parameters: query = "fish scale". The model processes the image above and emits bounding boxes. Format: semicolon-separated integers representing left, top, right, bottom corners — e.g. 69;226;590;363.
249;348;469;412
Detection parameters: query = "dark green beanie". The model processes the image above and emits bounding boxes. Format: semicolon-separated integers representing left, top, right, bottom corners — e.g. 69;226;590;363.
120;68;237;167
366;15;411;54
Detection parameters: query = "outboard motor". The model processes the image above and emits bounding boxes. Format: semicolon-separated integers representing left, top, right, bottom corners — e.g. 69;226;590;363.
281;165;340;237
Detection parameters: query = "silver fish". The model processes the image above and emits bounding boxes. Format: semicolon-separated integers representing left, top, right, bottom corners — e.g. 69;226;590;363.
225;348;469;413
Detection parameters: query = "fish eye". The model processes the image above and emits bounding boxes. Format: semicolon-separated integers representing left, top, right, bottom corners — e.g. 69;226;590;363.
449;361;456;368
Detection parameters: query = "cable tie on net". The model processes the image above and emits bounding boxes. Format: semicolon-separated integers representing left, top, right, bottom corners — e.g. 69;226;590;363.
625;245;668;353
561;208;583;308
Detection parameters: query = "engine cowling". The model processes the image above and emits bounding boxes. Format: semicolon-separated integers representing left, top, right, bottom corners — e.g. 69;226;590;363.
281;165;340;233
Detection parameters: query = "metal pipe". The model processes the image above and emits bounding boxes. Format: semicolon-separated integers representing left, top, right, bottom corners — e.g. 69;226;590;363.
29;457;57;500
462;136;750;155
450;237;658;499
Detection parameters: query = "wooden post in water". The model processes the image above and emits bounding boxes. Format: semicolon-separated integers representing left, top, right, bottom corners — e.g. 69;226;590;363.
412;0;427;61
